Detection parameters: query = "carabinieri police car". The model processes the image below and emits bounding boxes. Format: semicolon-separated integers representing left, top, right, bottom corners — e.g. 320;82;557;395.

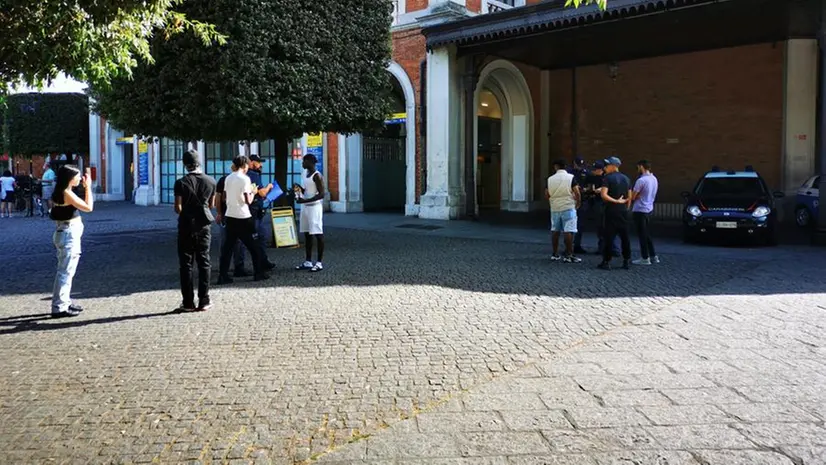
681;166;784;245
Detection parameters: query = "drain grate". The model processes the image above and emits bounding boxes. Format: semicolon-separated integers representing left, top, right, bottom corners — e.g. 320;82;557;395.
396;224;443;231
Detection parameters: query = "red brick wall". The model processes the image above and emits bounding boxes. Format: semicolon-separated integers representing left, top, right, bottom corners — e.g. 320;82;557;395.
547;43;784;203
467;0;482;13
326;133;339;201
392;28;427;200
407;0;429;12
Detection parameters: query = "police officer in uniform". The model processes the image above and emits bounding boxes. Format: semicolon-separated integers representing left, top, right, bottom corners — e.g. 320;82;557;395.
584;160;621;257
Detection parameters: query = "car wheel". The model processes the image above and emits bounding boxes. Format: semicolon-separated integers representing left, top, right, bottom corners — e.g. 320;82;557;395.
795;206;811;228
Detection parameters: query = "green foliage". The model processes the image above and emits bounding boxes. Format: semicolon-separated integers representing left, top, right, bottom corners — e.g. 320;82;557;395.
565;0;608;8
91;0;394;141
0;0;226;95
4;93;90;155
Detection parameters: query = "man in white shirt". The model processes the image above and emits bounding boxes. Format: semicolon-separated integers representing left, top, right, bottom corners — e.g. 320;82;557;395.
545;159;582;263
217;155;269;284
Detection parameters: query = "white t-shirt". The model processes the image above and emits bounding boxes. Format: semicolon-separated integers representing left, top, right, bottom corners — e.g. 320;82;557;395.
0;176;15;192
223;171;252;219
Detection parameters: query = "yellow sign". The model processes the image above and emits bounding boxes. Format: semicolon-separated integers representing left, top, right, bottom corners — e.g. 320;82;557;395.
306;133;323;148
385;112;407;124
271;207;299;248
138;141;148;154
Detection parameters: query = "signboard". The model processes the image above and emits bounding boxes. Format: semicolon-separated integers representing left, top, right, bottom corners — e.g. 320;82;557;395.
116;136;134;145
138;141;149;186
271;207;299;248
306;132;324;175
385;112;407;125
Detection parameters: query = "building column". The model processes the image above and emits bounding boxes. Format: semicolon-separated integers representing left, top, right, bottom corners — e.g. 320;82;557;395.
419;45;463;220
538;70;551;209
331;134;364;212
783;39;818;194
134;138;154;206
817;4;826;242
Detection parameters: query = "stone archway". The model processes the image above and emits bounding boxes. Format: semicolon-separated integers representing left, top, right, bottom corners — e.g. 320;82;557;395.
386;61;418;216
473;59;534;212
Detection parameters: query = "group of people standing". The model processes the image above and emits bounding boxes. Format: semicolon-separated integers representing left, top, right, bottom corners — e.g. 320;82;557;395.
545;156;659;270
43;150;327;317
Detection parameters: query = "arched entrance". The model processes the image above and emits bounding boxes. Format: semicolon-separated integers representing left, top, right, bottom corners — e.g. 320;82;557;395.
474;60;534;212
363;78;407;212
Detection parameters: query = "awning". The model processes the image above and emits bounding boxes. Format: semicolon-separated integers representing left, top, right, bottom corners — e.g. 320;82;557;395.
424;0;723;50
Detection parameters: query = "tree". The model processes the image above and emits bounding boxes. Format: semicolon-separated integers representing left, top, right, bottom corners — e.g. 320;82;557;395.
91;0;394;143
0;1;225;95
4;93;90;155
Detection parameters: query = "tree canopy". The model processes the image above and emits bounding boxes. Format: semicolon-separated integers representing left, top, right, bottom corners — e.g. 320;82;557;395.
3;93;90;156
0;0;225;95
90;0;395;142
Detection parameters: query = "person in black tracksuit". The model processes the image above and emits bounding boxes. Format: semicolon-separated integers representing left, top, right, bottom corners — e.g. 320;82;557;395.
174;150;216;311
598;156;633;270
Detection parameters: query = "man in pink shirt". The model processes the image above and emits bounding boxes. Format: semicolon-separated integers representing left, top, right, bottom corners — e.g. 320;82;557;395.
631;160;659;265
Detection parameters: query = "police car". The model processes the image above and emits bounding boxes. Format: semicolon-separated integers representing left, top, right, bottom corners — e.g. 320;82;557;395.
794;175;820;228
681;166;784;245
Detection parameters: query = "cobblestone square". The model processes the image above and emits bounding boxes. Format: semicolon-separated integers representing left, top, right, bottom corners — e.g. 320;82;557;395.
1;204;825;464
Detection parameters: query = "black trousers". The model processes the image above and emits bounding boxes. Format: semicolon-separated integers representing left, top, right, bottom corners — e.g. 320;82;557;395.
633;212;656;259
178;224;211;307
219;217;265;278
602;211;632;262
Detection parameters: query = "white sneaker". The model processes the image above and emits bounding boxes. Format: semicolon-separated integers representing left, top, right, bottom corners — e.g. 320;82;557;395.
632;258;652;266
551;254;562;261
311;262;323;272
652;256;660;264
295;261;313;270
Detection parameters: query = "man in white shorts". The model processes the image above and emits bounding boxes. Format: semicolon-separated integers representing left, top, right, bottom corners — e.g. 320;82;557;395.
546;159;582;263
294;154;325;272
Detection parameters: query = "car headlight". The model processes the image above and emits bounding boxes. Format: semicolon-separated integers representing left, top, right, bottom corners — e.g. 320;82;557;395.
686;205;702;217
752;206;771;218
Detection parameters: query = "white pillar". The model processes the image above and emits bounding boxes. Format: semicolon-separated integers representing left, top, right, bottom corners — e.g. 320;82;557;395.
539;70;551;208
344;134;364;212
783;39;818;194
331;134;351;212
419;45;462;219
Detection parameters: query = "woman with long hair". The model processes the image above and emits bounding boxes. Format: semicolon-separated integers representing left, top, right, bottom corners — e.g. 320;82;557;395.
50;165;94;317
0;170;16;218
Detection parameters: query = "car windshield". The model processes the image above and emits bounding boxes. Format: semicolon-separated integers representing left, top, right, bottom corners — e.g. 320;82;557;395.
697;177;766;197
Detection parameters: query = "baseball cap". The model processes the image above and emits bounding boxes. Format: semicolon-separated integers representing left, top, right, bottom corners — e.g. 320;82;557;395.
605;156;622;167
249;154;265;163
574;156;585;165
182;150;199;168
592;160;605;169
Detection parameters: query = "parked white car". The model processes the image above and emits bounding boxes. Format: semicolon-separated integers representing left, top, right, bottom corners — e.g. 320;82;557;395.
795;175;820;227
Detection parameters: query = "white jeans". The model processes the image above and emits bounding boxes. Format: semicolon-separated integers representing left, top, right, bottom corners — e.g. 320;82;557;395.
52;220;83;313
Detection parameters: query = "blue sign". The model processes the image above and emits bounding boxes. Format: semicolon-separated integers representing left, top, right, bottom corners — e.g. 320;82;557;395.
307;146;323;175
138;146;149;186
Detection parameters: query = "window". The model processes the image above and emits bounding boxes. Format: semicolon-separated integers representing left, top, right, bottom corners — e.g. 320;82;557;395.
697;177;766;197
257;140;278;188
159;138;185;204
204;142;237;180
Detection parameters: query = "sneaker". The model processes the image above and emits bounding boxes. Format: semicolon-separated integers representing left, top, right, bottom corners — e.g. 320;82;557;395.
52;308;82;318
295;261;313;270
652;256;660;264
68;304;84;312
176;302;196;313
551;254;562;261
266;261;276;270
233;269;250;278
597;262;611;271
197;301;212;312
563;255;582;263
622;260;630;270
216;275;234;285
632;258;652;266
253;273;271;282
310;262;324;272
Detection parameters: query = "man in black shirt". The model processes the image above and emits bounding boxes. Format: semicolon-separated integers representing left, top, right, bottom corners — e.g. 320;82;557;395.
174;150;216;311
598;156;633;270
585;161;621;257
215;165;248;276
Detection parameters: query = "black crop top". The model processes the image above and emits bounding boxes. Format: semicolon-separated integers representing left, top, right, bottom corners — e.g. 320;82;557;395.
51;193;79;222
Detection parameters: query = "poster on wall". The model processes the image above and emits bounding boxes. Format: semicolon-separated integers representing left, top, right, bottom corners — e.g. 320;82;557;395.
138;141;149;186
306;133;323;175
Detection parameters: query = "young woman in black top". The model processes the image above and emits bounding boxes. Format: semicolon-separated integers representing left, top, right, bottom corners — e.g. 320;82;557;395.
50;165;94;317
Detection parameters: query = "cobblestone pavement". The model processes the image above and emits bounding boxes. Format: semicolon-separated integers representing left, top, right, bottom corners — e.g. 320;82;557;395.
0;204;824;464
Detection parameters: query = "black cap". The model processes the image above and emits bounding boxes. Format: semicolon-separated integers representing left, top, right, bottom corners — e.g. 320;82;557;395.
592;160;605;169
183;150;199;169
249;154;265;163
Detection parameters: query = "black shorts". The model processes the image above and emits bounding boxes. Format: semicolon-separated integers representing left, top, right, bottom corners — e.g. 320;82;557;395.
2;191;14;203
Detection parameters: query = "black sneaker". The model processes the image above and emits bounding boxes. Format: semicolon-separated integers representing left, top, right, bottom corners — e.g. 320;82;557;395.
216;275;234;285
233;269;250;278
253;273;271;282
196;301;212;312
597;262;612;271
563;255;582;263
622;260;630;270
550;254;562;262
51;309;81;318
68;304;84;312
